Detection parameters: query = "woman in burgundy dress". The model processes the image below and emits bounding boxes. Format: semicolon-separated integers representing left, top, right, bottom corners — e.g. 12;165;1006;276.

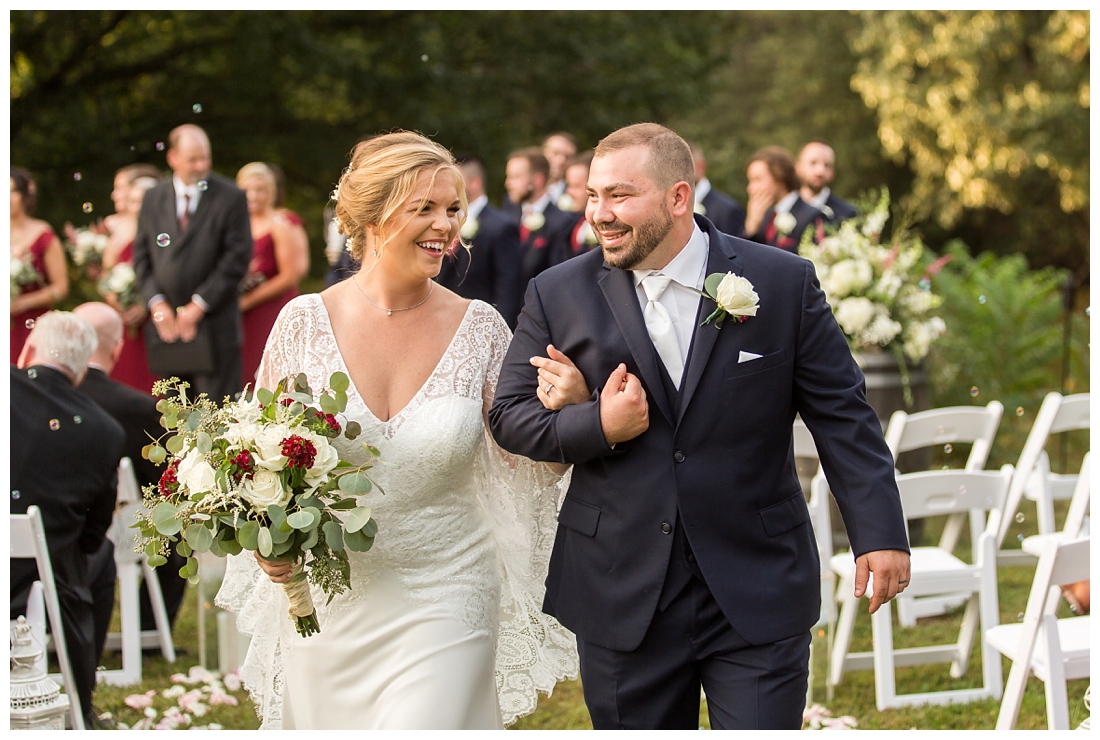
237;162;310;386
10;167;68;363
100;165;162;392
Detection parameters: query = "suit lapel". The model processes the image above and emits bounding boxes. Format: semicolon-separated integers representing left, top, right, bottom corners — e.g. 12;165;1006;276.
598;264;675;426
158;185;182;245
677;227;742;426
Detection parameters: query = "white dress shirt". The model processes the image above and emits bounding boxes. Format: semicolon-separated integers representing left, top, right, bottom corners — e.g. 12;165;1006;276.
774;190;799;215
465;194;488;223
806;186;831;212
694;177;712;205
631;224;710;374
173;175;202;220
547;180;566;204
524;191;552;217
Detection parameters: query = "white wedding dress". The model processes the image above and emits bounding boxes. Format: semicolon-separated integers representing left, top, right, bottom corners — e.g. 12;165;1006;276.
216;295;579;729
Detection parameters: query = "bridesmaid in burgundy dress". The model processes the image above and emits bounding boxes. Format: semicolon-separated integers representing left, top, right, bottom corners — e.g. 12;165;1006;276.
10;168;68;363
100;165;162;393
237;162;310;386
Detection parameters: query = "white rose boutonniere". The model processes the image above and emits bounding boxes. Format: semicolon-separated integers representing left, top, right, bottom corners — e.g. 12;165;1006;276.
819;204;835;220
774;212;797;236
693;200;707;216
697;272;759;328
460;218;479;240
556;193;576;212
578;221;599;247
521;211;546;232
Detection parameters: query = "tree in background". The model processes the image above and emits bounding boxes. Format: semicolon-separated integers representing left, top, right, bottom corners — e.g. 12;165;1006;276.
850;10;1089;278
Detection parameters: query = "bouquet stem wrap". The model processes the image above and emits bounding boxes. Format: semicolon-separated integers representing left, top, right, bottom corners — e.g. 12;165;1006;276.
283;578;320;636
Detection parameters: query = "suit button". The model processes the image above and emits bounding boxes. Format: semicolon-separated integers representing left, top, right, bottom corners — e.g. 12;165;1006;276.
688;552;696;563
661;522;672;534
674;451;685;463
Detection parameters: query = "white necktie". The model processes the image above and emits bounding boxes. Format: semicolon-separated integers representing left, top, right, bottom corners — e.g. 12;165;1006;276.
641;273;683;388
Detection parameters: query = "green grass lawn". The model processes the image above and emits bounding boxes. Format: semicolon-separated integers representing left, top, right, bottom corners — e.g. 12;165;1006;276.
90;501;1088;730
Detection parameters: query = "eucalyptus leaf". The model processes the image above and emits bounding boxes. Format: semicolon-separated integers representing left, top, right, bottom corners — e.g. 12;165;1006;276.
270;523;292;544
221;538;243;556
295;373;311;393
319;393;338;415
298;495;323;510
145;540;160;558
184;523;214;552
329;371;349;392
338;471;372;495
208;538;225;557
147;554;168;567
301;525;319;551
165;435;185;454
197;431;213;455
287;510;318;530
344;506;373;534
344;420;362;440
239;521;260;550
343;527;375;553
176;540;193;558
185;410;203;431
272;538;295;557
257;388;274;406
288;392;314;405
258;526;273;557
360;518;378;538
328;497;358;510
148;446;167;465
704;272;726;297
335;389;348;411
267;505;287;527
152;502;181;536
322;521;344;552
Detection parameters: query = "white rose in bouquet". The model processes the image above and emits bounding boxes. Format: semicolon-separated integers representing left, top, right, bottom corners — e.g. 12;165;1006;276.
304;434;341;490
105;263;135;293
176;449;218;496
253;425;293;471
240;469;292;512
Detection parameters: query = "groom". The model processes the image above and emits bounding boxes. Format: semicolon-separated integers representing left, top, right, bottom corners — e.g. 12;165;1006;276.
488;123;910;729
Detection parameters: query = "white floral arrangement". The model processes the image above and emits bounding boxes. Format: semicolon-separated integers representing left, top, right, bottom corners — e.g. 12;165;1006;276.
66;226;109;267
10;253;43;300
99;262;139;309
799;188;948;365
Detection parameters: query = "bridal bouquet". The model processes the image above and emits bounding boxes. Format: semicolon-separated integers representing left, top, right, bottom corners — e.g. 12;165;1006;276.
10;253;43;300
135;373;380;637
799;188;949;365
66;226;109;269
99;262;139;309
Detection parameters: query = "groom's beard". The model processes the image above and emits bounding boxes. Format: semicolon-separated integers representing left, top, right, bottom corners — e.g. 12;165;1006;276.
596;204;673;270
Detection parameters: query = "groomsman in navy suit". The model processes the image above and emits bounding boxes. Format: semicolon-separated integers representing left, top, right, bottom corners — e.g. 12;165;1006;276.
559;151;602;259
435;154;524;328
741;146;824;253
688;142;746;238
504;147;574;287
544;131;579;207
797;140;858;226
490;123;909;730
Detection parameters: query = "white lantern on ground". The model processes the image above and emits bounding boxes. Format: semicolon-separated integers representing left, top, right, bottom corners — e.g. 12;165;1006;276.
9;616;70;730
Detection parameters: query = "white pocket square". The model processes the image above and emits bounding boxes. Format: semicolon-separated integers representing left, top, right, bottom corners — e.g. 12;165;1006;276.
738;351;763;364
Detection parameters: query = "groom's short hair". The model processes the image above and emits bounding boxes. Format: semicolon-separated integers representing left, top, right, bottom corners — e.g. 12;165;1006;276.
594;123;695;193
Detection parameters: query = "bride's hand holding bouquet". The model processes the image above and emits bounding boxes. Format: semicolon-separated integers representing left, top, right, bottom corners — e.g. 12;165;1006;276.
135;372;380;637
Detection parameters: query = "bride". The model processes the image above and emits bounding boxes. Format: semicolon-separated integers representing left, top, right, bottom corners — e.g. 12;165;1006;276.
216;132;578;729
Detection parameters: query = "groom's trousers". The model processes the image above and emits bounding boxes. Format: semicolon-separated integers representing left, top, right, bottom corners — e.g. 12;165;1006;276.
576;520;811;730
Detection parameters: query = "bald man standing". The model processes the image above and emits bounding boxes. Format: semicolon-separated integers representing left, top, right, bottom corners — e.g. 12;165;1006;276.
132;124;253;402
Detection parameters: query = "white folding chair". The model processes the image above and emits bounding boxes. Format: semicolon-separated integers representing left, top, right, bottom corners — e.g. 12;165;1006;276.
998;392;1089;565
100;458;176;686
10;506;86;730
1020;452;1091;556
883;401;1004;626
828;467;1011;709
985;536;1090;729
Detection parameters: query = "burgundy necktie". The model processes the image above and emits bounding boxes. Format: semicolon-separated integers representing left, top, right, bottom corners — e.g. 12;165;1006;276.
180;194;191;232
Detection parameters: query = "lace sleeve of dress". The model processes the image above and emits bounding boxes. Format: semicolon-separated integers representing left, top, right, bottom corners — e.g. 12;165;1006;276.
215;296;322;729
472;304;579;725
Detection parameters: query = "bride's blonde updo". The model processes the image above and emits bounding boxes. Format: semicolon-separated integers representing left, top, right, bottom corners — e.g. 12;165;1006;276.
333;131;467;263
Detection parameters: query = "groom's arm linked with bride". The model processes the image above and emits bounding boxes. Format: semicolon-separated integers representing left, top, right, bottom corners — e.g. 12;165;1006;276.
488;123;910;730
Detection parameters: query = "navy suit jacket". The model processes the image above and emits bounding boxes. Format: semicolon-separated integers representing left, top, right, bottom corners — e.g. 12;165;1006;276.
436;204;523;329
745;197;825;253
822;192;858;225
700;188;747;238
489;215;908;651
518;202;575;287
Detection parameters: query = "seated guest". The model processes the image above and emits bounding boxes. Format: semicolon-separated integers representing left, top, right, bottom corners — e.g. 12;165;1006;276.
72;302;187;634
741;145;824;253
435;154;523;328
504;147;574;286
797;140;857;225
688;142;747;237
11;311;126;729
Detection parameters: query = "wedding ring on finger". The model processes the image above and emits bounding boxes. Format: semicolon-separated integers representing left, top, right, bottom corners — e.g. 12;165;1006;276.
545;383;554;394
898;579;909;585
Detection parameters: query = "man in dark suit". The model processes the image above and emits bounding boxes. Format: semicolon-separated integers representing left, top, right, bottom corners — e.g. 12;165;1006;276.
742;145;825;253
504;147;575;287
543;131;579;206
73;302;187;634
435;154;524;328
489;124;910;730
560;151;601;258
132;124;253;403
797;140;858;226
688;142;746;237
12;311;126;728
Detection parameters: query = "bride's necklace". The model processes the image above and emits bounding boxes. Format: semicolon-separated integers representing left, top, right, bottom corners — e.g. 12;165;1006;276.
352;277;434;316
